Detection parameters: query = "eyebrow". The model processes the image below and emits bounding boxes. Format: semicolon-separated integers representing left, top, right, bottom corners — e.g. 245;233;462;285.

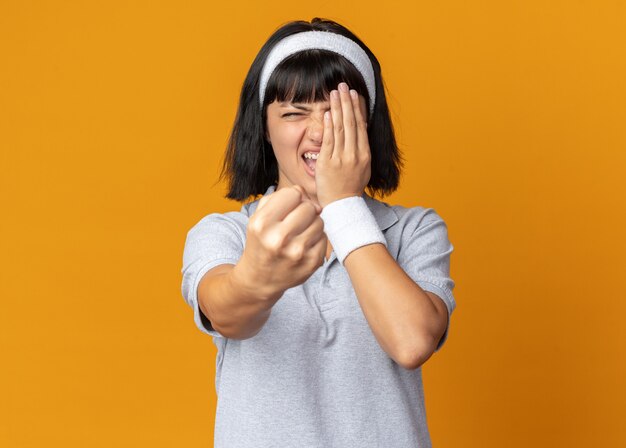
279;102;311;111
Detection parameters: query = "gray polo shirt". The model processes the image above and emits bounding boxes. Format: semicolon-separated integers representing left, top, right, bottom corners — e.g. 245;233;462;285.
181;185;456;448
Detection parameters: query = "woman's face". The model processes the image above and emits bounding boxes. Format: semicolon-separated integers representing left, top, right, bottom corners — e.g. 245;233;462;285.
265;97;331;204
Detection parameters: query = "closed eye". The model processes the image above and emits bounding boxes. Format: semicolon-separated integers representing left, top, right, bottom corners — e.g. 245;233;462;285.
282;113;301;117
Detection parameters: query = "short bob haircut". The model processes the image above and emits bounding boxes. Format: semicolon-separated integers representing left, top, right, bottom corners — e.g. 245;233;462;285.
217;18;404;202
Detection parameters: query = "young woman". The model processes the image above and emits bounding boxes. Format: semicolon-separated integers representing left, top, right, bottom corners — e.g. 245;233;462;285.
181;18;456;448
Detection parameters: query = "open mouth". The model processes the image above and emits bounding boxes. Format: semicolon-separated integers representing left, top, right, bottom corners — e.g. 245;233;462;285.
302;153;318;175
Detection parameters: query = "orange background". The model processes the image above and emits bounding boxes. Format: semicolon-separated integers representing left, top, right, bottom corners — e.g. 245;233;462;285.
1;1;625;447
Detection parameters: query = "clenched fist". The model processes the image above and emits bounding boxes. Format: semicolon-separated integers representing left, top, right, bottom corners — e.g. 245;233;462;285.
233;185;328;303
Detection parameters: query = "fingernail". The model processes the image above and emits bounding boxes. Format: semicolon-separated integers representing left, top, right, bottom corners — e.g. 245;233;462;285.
324;111;330;121
339;82;348;92
350;89;357;99
331;90;338;99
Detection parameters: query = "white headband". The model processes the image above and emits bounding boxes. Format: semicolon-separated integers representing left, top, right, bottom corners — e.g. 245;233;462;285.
259;30;376;117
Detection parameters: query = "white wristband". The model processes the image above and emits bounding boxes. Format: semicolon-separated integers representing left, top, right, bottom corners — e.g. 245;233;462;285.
320;196;387;265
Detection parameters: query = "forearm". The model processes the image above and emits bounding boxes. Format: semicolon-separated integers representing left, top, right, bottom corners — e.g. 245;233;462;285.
197;264;279;340
343;243;443;369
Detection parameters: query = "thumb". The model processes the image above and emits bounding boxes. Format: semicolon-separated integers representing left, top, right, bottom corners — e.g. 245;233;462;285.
256;194;270;212
292;185;322;214
292;184;306;199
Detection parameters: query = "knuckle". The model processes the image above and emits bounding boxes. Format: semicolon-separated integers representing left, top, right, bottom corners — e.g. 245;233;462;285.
248;217;264;234
343;153;356;164
264;230;285;254
289;244;305;262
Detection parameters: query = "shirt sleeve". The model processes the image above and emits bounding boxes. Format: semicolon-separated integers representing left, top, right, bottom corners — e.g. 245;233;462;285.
396;207;456;352
181;212;246;338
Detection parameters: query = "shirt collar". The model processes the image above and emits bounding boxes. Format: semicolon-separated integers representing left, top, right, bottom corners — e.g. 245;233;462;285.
241;185;398;232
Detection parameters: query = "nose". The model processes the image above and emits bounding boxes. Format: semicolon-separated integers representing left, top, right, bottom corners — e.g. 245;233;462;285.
307;116;324;144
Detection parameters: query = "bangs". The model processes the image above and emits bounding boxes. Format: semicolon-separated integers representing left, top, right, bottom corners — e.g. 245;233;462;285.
221;19;402;201
263;49;370;108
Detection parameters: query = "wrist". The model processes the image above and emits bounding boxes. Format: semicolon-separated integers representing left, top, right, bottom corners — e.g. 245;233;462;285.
320;195;387;265
230;261;279;304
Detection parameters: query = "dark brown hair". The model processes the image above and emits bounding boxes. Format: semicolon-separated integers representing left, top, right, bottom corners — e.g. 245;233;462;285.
217;18;404;201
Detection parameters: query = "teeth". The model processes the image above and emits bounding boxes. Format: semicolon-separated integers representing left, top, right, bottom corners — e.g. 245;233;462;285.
304;152;319;160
